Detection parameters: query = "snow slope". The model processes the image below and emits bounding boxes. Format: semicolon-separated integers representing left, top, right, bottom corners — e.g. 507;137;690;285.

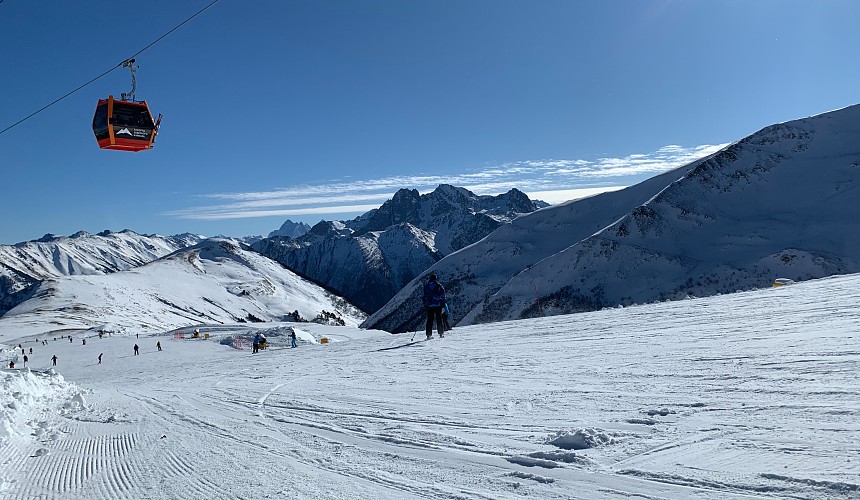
0;230;202;315
0;239;365;338
0;272;857;499
255;185;545;313
367;104;860;332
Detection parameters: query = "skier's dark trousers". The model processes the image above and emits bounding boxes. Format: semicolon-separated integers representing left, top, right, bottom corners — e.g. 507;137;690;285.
423;274;446;339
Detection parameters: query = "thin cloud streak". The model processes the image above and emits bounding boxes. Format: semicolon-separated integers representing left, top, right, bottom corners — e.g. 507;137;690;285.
174;204;384;220
167;143;728;221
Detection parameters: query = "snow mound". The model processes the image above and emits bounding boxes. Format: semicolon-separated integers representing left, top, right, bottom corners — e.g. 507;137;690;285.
0;369;78;444
546;428;615;450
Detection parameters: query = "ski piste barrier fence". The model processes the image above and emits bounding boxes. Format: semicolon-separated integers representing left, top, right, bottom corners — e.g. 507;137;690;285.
231;335;246;350
172;329;210;340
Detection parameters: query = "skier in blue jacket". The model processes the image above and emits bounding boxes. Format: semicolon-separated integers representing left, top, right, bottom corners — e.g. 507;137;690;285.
423;273;446;339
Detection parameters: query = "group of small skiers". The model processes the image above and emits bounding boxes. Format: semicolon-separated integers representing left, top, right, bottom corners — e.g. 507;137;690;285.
3;335;166;370
6;327;309;369
5;342;59;369
252;330;298;353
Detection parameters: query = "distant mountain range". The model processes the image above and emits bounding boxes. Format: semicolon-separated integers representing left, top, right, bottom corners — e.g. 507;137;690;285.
3;104;858;336
253;184;547;313
364;104;860;332
0;239;365;337
0;230;202;315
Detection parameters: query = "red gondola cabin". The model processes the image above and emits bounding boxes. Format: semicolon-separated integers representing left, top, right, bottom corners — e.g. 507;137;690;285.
92;96;159;152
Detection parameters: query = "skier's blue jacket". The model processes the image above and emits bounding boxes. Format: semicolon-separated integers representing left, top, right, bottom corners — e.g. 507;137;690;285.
423;280;446;308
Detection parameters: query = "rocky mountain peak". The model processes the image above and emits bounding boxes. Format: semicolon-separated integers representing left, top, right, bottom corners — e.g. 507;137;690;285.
356;189;421;234
268;219;312;239
254;184;545;314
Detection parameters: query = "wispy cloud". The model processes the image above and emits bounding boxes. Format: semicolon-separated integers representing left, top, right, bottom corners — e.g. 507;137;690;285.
165;143;728;221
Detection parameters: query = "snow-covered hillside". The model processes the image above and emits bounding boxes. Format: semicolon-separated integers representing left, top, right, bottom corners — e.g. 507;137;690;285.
364;167;704;333
366;104;860;331
0;230;202;315
0;239;365;337
254;185;545;312
1;271;858;499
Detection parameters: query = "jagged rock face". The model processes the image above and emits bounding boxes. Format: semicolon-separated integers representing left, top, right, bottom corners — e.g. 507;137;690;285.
365;104;860;332
0;231;203;316
254;223;440;313
254;185;544;313
268;219;312;239
356;189;422;234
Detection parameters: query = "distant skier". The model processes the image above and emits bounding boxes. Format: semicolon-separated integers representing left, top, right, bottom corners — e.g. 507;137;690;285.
423;273;446;339
69;337;73;343
290;330;297;348
252;334;261;354
82;338;86;346
8;360;14;369
133;344;139;355
98;353;103;364
52;355;57;366
156;341;162;351
23;355;28;367
29;347;33;354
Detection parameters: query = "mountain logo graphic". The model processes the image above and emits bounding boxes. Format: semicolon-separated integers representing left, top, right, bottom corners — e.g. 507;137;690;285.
117;128;132;136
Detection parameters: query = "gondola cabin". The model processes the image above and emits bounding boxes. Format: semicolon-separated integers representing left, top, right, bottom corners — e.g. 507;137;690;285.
92;96;160;152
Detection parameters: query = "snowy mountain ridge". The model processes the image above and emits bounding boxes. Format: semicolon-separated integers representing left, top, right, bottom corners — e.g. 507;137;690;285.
254;184;546;312
364;103;860;332
0;230;203;316
0;238;365;337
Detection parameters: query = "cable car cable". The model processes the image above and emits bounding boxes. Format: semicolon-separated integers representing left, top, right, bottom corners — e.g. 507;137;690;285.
0;0;221;138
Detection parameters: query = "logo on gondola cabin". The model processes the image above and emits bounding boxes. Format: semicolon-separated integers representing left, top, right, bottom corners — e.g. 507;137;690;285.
117;128;133;136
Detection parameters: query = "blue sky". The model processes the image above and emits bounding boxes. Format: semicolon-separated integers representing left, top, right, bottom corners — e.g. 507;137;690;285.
1;0;858;244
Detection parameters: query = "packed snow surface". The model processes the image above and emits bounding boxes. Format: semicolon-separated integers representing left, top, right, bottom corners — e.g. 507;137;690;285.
0;273;858;499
